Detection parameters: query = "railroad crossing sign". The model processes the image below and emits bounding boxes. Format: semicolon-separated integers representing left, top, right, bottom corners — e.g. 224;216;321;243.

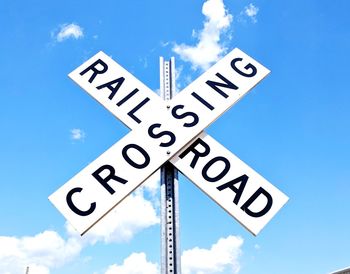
49;48;288;236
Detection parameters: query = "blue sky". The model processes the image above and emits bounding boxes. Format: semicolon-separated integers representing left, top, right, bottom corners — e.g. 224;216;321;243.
0;0;349;273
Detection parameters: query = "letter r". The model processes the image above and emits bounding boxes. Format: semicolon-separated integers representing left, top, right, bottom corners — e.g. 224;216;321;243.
80;59;108;83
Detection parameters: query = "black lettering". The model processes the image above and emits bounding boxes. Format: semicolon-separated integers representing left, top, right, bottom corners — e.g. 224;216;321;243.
179;138;210;168
171;104;199;128
80;59;108;83
116;88;139;106
127;97;150;124
191;92;214;111
122;144;150;169
148;123;176;147
202;156;230;182
206;73;238;98
92;164;128;195
241;187;273;217
96;77;125;100
217;174;248;205
66;187;96;216
231;57;257;78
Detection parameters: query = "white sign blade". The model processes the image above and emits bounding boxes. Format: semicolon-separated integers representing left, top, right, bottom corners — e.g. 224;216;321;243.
171;132;289;236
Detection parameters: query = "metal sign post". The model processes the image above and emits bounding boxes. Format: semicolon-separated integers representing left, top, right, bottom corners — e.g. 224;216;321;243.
159;57;181;274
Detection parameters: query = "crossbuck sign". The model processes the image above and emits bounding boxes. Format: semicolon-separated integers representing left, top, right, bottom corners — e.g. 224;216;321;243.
49;48;288;236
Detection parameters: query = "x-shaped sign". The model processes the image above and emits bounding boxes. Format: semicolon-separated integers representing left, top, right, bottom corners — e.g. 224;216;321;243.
49;48;288;236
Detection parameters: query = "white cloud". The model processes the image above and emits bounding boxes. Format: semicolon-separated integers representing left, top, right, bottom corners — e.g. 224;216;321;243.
105;252;159;274
70;128;86;141
244;4;259;23
172;0;233;71
102;235;243;274
66;182;159;244
182;235;243;274
0;176;160;273
0;230;82;274
56;23;84;42
139;170;160;200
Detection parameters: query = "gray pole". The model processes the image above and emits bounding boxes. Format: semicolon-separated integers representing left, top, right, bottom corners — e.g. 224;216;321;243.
159;57;181;274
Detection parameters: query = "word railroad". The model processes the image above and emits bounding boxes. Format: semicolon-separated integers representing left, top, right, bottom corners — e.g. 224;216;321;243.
49;48;288;236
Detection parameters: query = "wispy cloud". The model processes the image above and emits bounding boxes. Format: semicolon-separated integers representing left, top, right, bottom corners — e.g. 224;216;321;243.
172;0;233;71
54;23;84;42
244;3;259;23
70;128;86;141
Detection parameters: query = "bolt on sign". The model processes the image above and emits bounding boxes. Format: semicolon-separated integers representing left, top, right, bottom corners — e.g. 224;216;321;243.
49;48;288;236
